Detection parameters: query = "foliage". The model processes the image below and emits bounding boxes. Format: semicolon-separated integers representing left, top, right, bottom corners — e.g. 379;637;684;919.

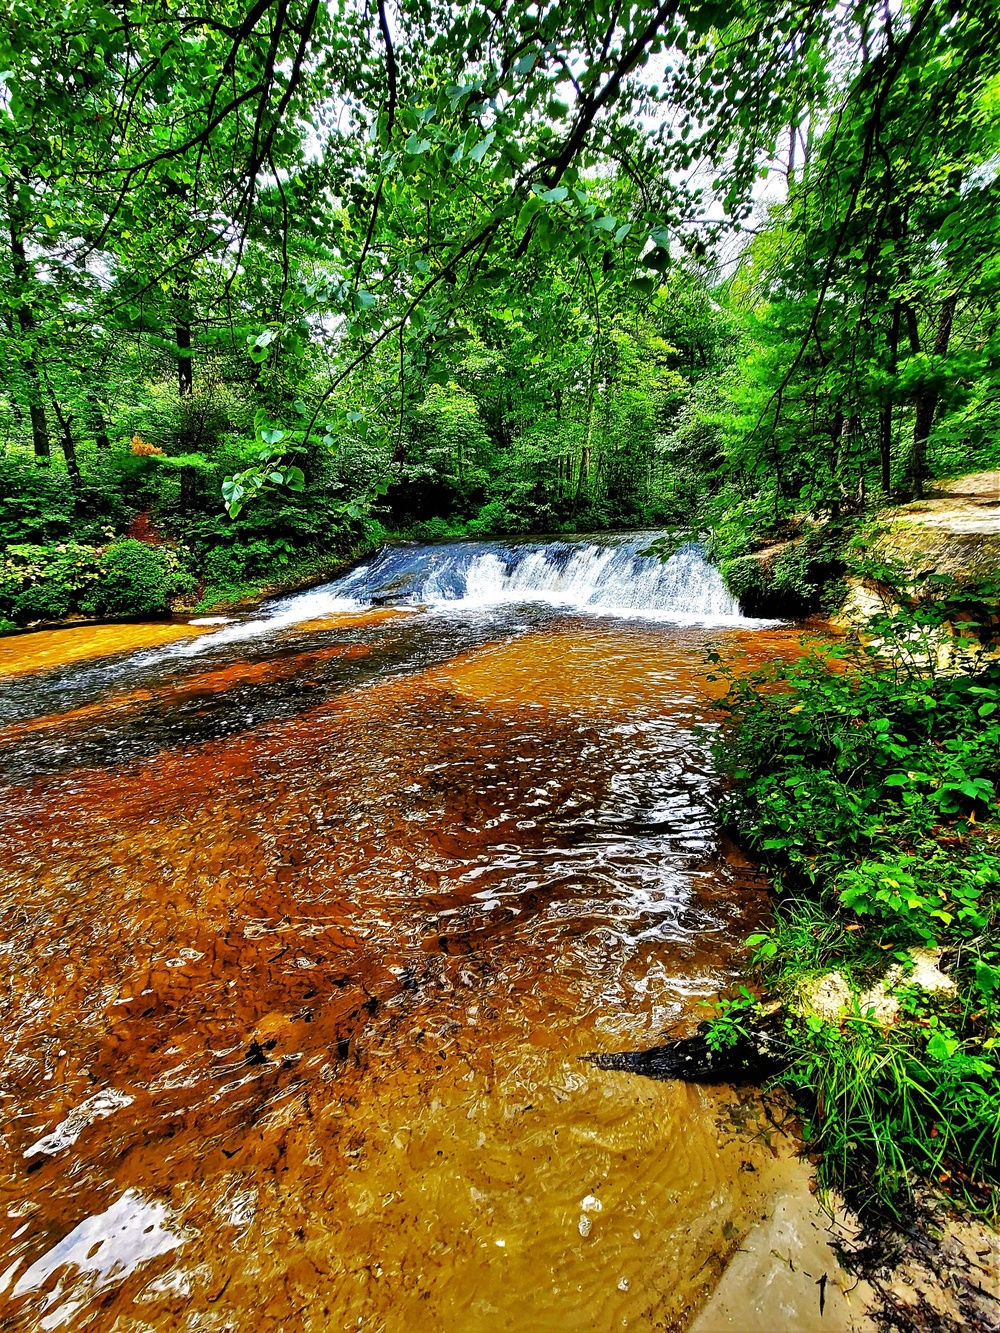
701;987;763;1052
715;519;857;616
0;541;103;622
1;0;1000;1214
81;540;195;617
712;588;1000;1206
0;537;195;623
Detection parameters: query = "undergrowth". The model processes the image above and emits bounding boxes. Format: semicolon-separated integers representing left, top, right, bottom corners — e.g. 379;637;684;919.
710;577;1000;1214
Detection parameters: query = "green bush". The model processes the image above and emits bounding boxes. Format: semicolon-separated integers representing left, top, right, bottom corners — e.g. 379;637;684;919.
711;582;1000;1207
0;541;102;623
200;537;297;587
715;519;854;616
718;552;768;603
407;515;469;542
82;540;195;616
0;456;76;544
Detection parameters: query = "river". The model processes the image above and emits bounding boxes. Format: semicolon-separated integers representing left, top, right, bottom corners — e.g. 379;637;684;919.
0;535;805;1332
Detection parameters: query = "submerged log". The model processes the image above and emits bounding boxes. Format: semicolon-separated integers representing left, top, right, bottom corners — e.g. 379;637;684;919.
583;1017;789;1084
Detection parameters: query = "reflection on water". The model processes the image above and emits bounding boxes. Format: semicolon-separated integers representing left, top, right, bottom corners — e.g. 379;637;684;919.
7;1189;184;1328
0;582;799;1331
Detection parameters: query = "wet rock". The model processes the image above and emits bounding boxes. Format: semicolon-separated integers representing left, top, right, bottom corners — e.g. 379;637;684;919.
797;971;854;1023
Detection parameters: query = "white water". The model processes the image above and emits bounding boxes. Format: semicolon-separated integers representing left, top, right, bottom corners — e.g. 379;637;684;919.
180;535;763;653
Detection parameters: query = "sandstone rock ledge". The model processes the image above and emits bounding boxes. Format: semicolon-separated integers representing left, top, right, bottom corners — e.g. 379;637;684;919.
837;470;1000;630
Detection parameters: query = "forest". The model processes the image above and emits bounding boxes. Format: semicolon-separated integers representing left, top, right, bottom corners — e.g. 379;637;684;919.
3;0;997;622
2;0;1000;1257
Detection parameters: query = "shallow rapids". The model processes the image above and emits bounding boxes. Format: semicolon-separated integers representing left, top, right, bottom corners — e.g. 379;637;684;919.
0;537;798;1331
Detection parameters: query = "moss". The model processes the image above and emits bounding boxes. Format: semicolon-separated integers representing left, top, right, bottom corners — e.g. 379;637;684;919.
719;521;855;618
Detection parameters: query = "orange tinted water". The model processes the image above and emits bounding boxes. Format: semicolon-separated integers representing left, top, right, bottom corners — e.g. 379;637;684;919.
0;609;800;1331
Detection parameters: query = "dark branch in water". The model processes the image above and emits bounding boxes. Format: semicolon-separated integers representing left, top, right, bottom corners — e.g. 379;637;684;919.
583;1017;790;1084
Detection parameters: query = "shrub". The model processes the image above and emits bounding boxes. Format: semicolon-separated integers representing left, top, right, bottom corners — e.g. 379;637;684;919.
711;584;1000;1207
199;537;297;588
407;515;469;542
82;540;195;616
716;520;854;617
0;541;102;623
0;456;76;543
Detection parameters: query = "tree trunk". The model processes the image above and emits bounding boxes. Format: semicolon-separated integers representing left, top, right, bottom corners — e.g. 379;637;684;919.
5;176;50;461
180;465;198;511
48;396;83;509
176;280;194;399
786;116;797;184
908;293;957;498
177;323;194;397
27;404;50;461
575;444;591;505
175;279;198;510
879;300;901;495
60;421;83;500
86;392;111;449
574;354;598;510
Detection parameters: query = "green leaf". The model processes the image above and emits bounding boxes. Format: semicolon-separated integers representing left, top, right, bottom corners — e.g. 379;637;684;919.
468;131;495;163
515;196;542;237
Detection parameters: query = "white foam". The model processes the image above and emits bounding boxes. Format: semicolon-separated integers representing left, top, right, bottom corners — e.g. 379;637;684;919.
174;589;360;654
391;539;754;623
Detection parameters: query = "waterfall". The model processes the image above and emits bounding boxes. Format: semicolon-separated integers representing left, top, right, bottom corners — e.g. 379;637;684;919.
285;534;752;622
177;534;759;653
340;536;744;620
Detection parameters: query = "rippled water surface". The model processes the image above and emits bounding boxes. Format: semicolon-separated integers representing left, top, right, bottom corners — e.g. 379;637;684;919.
0;548;801;1331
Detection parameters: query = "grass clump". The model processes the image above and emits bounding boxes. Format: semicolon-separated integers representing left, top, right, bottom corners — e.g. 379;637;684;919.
711;579;1000;1213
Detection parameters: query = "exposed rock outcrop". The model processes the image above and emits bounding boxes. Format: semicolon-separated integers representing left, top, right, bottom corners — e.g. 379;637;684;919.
837;470;1000;631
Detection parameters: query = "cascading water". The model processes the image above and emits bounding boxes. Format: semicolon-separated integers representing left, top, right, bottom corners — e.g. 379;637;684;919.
184;535;755;654
321;535;742;619
0;528;811;1333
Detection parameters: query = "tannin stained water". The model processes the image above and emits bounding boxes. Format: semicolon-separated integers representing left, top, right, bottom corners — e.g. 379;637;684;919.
0;543;799;1331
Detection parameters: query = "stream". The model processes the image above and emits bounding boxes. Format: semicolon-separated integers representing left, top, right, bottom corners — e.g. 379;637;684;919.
0;535;803;1332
